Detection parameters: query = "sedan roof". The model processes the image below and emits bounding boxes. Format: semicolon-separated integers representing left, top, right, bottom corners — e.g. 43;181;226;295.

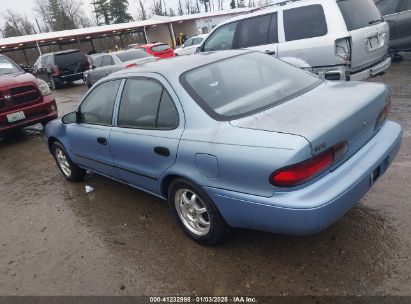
115;49;252;78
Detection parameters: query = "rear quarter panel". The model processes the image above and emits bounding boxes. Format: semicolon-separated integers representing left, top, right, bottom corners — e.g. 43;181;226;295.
159;84;311;198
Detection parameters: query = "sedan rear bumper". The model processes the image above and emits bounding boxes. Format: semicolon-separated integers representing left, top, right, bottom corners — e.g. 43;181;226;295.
204;120;402;235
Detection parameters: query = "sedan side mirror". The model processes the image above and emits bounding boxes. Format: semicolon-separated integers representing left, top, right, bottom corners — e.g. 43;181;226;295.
62;111;80;124
195;47;201;53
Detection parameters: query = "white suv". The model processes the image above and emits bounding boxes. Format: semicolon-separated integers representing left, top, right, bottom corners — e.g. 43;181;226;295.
198;0;391;81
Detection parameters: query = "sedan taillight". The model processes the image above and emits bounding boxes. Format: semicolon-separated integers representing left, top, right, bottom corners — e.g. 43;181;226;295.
270;142;348;187
125;63;138;69
375;98;391;130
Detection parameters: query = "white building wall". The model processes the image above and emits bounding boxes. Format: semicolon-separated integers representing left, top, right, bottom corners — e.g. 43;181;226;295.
146;24;173;45
196;15;236;34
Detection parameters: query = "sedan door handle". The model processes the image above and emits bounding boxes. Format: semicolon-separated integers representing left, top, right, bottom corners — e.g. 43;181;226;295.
265;50;276;55
154;146;170;157
97;137;107;145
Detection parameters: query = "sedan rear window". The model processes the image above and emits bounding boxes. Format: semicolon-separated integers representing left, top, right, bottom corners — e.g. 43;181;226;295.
338;0;383;31
116;50;150;62
151;44;172;52
180;52;322;120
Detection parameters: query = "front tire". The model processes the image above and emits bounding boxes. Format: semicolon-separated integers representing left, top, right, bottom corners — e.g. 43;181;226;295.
168;178;230;245
52;142;86;182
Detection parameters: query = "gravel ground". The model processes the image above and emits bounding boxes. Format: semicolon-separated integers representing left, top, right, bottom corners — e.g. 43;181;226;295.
0;55;410;296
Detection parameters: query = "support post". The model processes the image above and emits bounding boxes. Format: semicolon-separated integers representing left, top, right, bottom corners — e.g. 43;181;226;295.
22;48;30;65
168;23;176;48
118;34;124;49
36;41;42;56
76;36;82;50
143;26;148;44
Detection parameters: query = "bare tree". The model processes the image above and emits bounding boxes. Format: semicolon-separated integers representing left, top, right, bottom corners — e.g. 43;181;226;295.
35;0;90;31
177;0;184;15
0;10;37;38
185;0;191;14
136;0;148;20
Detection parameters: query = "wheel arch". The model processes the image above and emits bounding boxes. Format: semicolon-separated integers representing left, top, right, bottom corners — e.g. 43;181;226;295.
47;136;59;153
160;173;198;199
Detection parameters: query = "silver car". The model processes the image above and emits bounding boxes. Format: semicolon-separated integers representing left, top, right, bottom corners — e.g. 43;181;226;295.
175;34;208;56
375;0;411;55
84;49;156;88
199;0;391;81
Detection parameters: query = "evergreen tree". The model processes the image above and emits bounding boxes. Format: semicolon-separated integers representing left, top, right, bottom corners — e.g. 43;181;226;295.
238;0;246;7
110;0;133;23
230;0;236;9
0;10;36;38
169;8;176;16
48;0;76;30
91;0;112;25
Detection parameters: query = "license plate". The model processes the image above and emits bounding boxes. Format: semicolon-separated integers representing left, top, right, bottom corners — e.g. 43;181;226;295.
7;111;26;123
369;36;379;49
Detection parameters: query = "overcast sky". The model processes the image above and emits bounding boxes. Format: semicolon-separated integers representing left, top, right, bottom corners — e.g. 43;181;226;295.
0;0;186;23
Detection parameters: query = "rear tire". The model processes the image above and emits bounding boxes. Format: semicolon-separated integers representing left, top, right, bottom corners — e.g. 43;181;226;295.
50;77;63;90
51;141;86;182
168;178;230;245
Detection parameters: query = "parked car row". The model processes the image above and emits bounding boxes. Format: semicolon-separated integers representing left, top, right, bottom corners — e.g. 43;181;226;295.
84;49;157;88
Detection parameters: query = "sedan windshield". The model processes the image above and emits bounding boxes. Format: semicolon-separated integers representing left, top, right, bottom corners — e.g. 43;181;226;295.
116;50;150;62
0;56;21;75
180;52;322;120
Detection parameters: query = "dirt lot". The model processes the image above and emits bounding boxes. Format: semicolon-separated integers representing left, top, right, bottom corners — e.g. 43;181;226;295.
0;56;410;296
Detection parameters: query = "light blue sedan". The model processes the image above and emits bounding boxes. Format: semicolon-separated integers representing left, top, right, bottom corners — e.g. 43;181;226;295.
45;50;402;245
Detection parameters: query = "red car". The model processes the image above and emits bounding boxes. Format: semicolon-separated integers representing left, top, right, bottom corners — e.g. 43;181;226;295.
0;55;58;135
133;43;175;59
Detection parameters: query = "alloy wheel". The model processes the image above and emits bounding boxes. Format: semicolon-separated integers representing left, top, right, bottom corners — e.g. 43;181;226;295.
55;148;72;177
175;189;211;236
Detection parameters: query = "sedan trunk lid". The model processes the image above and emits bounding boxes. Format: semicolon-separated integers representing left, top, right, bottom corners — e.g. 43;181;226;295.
230;81;390;159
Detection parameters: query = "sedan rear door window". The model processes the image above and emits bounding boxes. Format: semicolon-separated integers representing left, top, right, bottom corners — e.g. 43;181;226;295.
102;55;115;66
118;79;178;129
283;5;328;41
